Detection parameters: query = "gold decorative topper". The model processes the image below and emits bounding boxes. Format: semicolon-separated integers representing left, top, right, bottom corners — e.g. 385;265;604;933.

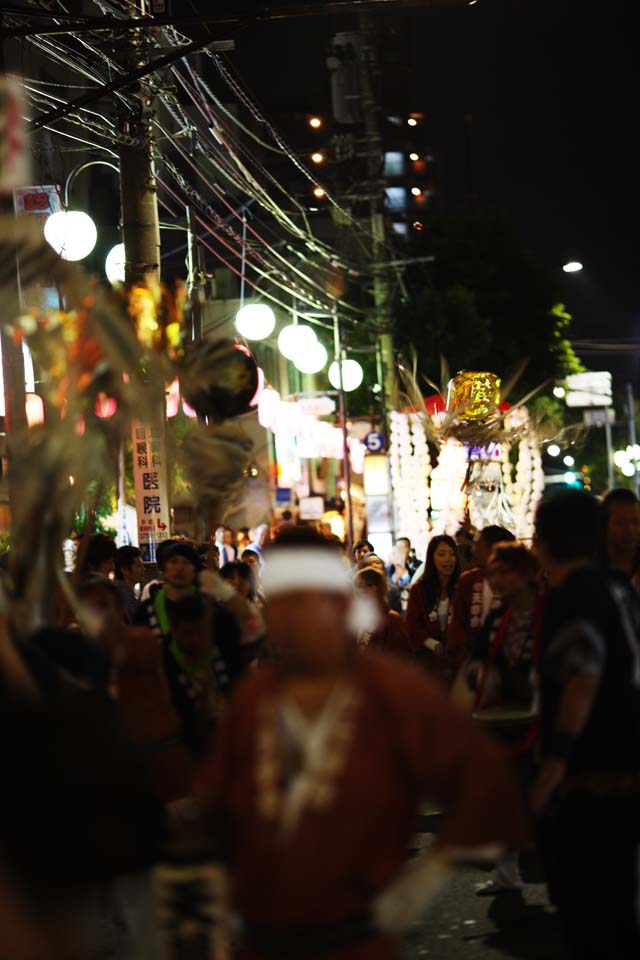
447;371;501;422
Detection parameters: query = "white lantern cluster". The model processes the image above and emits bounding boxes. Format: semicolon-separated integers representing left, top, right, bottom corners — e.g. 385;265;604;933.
258;387;364;471
389;411;431;558
278;324;328;375
430;440;468;535
235;303;277;341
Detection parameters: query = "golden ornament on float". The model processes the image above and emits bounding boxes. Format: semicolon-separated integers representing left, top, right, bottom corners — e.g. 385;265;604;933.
447;371;501;421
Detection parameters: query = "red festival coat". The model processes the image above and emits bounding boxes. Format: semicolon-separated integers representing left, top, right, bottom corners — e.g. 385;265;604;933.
198;653;528;960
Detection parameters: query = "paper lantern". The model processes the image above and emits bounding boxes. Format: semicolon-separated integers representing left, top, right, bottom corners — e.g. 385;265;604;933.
166;378;180;418
328;359;364;393
44;210;97;261
293;340;328;375
235;303;276;341
105;243;126;284
95;393;117;419
447;371;500;421
277;324;317;361
25;393;44;426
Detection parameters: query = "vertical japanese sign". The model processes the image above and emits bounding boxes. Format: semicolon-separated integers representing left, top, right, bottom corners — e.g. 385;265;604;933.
132;420;171;561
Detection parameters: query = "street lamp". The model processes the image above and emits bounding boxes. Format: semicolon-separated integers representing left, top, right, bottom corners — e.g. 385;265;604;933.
44;210;97;261
328;358;364;392
235;303;277;341
547;444;561;457
293;339;328;374
278;323;317;360
563;261;583;273
105;243;126;285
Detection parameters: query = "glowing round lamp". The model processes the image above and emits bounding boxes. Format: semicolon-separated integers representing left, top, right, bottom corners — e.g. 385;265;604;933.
563;455;575;467
277;323;317;360
293;340;328;375
563;261;583;273
328;358;364;392
105;243;126;284
25;393;44;427
547;444;561;458
44;210;97;261
235;303;276;341
564;471;577;485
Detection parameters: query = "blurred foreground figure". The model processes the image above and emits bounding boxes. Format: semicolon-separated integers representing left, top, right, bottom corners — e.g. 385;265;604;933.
534;491;640;958
196;527;528;960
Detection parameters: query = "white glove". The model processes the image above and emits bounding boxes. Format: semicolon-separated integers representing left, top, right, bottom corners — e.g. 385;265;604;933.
373;854;450;934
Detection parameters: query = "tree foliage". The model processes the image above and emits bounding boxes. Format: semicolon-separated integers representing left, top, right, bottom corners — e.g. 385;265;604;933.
395;210;583;399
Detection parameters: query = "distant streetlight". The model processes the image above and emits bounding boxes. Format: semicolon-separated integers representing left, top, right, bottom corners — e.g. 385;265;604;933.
553;385;566;399
309;116;323;129
547;444;561;457
312;186;326;198
411;187;422;197
563;261;583;273
563;455;575;467
409;152;419;161
407;118;418;127
311;152;325;164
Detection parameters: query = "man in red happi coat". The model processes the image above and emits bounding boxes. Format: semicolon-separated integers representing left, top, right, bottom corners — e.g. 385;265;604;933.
197;527;528;960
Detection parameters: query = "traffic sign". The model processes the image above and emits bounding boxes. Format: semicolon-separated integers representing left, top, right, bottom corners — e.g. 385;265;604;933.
364;431;386;453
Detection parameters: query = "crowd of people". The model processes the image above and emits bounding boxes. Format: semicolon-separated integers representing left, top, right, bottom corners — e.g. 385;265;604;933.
2;488;640;958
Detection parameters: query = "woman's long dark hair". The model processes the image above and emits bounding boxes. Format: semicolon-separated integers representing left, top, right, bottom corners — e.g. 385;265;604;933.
417;535;461;610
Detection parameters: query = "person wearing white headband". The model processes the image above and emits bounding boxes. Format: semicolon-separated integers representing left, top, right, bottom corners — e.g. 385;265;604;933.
195;526;528;960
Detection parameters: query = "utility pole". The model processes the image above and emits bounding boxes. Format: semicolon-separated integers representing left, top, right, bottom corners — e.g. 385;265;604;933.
626;382;640;497
357;12;395;416
118;0;169;559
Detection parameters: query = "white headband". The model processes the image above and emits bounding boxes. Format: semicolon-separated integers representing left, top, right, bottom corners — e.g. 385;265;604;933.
262;547;352;597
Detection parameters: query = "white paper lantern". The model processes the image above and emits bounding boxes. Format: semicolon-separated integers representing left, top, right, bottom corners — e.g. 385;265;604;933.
44;210;97;261
277;323;317;360
105;243;126;284
235;303;276;341
328;358;364;392
293;340;328;374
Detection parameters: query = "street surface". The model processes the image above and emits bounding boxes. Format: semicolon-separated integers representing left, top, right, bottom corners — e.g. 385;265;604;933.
404;813;567;959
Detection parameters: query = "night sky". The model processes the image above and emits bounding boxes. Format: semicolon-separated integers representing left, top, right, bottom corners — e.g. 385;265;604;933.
224;0;638;354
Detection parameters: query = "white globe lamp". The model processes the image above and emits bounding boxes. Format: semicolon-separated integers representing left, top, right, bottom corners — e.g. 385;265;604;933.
277;323;317;360
235;303;276;341
44;210;97;261
328;358;364;392
293;340;328;375
105;243;126;285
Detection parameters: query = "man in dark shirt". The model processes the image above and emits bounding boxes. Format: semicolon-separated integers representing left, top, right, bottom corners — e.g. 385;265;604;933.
115;545;145;624
134;542;245;755
533;490;640;959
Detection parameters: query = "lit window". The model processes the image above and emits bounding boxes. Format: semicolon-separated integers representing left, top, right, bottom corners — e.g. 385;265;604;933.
384;187;407;212
383;152;405;176
386;115;403;126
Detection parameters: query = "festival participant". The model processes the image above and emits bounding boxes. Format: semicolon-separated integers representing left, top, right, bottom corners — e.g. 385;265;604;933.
134;542;247;755
115;545;145;624
353;566;415;656
352;538;374;571
463;542;542;896
247;523;269;563
362;554;403;614
214;526;235;566
599;487;640;589
75;532;117;579
448;525;515;666
405;535;461;682
196;527;528;960
533;490;640;958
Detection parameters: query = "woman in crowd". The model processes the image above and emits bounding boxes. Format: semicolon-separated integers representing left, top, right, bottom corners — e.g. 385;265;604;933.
353;566;415;656
405;534;461;682
464;541;542;896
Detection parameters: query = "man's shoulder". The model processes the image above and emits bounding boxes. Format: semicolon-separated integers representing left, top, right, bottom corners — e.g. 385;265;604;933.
357;650;444;706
